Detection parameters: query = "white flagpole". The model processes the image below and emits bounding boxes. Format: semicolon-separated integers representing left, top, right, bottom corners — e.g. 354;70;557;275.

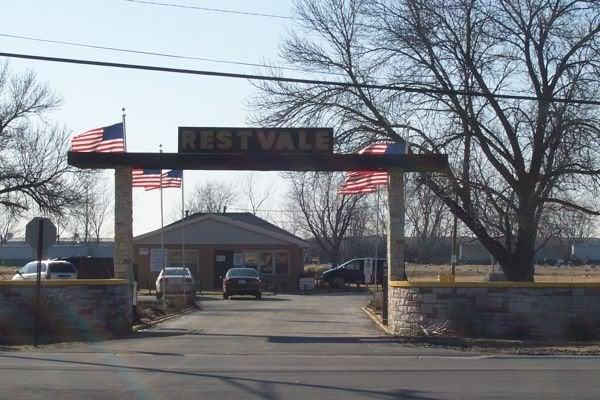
159;144;166;307
181;171;186;298
374;187;380;288
121;107;127;152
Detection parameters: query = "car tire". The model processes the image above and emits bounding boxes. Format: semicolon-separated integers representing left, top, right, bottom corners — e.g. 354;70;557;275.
223;292;229;300
255;292;261;300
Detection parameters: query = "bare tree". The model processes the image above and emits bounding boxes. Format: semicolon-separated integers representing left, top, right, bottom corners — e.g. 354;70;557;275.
186;181;237;214
539;200;598;259
70;171;112;243
0;204;21;244
405;176;452;263
250;0;600;281
286;172;364;266
239;173;275;219
0;62;82;215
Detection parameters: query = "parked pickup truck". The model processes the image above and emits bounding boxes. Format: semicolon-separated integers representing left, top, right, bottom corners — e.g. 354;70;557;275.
320;258;386;285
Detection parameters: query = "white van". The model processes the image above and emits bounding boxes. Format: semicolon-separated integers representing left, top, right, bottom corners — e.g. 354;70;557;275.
12;260;78;280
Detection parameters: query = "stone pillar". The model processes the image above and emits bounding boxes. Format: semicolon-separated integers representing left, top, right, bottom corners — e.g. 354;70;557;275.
387;169;407;281
114;167;134;288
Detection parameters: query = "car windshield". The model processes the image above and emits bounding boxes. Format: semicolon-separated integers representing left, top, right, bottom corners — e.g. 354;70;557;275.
20;262;46;274
163;268;190;276
227;268;258;278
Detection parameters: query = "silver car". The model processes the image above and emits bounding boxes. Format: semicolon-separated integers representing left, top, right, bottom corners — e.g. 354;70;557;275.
12;260;78;280
155;267;196;299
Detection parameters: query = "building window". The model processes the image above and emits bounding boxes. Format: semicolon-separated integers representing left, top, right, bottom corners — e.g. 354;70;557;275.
275;252;289;275
244;253;258;270
259;252;273;274
240;251;290;276
167;249;199;277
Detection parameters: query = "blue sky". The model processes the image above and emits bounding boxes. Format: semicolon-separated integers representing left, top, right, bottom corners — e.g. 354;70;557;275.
2;0;299;235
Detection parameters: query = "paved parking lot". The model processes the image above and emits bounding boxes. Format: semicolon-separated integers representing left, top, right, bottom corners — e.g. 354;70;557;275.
1;292;599;399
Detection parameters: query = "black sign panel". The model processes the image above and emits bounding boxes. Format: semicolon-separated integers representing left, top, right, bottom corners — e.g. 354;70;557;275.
178;127;333;154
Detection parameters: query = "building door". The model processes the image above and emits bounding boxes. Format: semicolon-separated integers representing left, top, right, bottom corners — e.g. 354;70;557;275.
214;250;234;288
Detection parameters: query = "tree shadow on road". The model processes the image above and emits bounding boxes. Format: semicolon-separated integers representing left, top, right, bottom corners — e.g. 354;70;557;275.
122;329;396;345
227;296;291;301
0;352;438;400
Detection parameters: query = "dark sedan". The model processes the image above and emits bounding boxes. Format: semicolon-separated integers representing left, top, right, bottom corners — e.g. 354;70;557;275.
223;267;262;299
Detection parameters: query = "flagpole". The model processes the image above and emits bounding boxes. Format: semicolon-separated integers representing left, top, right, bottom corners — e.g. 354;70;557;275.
121;107;127;152
374;187;380;289
181;171;186;296
159;144;166;307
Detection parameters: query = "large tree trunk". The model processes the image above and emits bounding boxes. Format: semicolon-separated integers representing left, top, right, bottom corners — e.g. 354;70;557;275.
495;206;538;282
482;235;536;282
502;246;536;282
504;220;537;281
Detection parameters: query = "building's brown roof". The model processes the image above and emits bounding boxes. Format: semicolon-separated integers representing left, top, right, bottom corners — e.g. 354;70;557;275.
168;212;306;244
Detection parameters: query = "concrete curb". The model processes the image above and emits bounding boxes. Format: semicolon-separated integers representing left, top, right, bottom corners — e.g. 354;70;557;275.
132;306;197;332
362;306;393;335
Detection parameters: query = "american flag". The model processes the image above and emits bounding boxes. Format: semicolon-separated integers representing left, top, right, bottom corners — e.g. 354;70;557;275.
145;170;183;191
132;169;162;188
71;123;125;152
338;142;405;194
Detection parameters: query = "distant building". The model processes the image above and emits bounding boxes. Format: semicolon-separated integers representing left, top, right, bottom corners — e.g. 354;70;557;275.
133;213;309;290
0;240;113;266
571;244;600;264
460;238;600;265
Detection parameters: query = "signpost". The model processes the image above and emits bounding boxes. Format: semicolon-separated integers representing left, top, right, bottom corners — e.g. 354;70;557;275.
25;217;57;346
25;217;57;259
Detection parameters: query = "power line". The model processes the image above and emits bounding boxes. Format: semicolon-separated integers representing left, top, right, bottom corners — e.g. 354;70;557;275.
0;51;598;105
122;0;294;20
227;205;382;214
0;33;340;76
0;34;543;96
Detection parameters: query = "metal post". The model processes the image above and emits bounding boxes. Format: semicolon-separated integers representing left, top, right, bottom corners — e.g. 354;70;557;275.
181;172;186;303
382;271;388;325
159;144;166;308
34;219;44;347
122;107;127;152
451;209;458;277
374;187;380;288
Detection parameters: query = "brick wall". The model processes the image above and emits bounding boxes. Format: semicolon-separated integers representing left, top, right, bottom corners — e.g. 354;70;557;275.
0;280;131;344
388;283;600;339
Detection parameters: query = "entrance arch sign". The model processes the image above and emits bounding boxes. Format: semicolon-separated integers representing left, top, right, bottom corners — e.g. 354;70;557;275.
68;151;447;172
67;131;448;311
178;127;333;154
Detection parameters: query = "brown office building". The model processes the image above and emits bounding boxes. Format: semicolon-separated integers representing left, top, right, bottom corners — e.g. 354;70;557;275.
134;213;308;290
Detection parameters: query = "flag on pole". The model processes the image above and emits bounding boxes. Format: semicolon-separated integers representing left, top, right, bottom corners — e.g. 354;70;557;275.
132;169;162;188
71;123;125;152
145;170;183;191
338;142;405;194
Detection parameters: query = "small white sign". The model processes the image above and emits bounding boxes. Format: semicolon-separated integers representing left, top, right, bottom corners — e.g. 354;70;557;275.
233;253;242;266
150;248;168;272
216;255;226;262
299;277;315;290
364;258;374;283
139;248;149;256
